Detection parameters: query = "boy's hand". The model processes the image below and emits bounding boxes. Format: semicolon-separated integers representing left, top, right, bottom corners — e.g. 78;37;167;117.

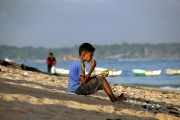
90;59;96;68
97;70;109;77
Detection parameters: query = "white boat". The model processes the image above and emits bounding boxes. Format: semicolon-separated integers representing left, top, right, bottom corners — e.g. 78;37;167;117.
4;57;12;62
165;69;180;75
108;70;122;77
51;66;69;76
132;69;161;76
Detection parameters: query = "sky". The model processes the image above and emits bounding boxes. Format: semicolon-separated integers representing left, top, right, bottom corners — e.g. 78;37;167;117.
0;0;180;48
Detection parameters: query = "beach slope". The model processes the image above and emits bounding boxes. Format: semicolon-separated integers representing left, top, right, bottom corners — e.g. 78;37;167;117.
0;65;179;120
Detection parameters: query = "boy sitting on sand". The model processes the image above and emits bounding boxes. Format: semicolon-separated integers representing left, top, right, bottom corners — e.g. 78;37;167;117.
67;43;126;102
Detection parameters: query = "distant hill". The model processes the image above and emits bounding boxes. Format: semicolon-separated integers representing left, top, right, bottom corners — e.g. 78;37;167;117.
0;43;180;61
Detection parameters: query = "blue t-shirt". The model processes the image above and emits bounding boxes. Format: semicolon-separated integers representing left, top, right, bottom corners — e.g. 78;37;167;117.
67;58;85;92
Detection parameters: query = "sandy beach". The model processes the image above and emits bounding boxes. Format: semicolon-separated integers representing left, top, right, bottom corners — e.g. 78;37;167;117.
0;65;179;120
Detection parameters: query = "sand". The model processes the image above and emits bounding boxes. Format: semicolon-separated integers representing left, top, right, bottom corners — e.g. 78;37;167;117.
0;65;179;120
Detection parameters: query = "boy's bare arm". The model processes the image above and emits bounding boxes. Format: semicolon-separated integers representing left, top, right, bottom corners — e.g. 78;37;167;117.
80;59;96;84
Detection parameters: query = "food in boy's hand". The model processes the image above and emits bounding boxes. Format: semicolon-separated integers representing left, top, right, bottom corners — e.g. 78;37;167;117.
100;70;109;77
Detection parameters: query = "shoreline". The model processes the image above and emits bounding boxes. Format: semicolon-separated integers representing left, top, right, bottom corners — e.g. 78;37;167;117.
115;84;180;93
0;65;179;120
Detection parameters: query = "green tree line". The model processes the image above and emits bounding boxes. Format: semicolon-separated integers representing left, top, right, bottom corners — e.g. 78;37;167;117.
0;43;180;60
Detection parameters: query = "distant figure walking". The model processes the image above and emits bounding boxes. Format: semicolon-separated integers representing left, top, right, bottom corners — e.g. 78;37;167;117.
46;52;56;74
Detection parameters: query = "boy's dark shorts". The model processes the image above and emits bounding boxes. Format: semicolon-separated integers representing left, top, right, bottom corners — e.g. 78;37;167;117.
75;77;104;95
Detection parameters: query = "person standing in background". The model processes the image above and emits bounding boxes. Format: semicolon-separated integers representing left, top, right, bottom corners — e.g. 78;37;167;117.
46;52;56;74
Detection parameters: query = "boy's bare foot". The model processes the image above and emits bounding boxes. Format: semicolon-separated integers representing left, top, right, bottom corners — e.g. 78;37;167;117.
116;93;126;103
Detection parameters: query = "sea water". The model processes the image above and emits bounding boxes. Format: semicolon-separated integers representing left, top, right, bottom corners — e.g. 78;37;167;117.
18;58;180;91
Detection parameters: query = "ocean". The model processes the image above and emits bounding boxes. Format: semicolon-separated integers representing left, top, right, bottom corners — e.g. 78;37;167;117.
17;58;180;91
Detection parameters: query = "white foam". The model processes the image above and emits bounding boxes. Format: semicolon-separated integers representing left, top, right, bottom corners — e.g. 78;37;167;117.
159;86;180;91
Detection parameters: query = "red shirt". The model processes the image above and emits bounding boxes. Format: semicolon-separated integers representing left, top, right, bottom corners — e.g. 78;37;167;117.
47;57;56;67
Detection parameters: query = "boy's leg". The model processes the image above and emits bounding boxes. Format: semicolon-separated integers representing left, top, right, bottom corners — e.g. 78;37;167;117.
103;79;116;102
48;66;51;74
75;76;125;102
103;78;125;102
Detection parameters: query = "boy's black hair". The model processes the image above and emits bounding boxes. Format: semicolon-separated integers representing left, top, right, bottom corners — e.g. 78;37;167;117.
49;52;53;56
79;43;95;55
